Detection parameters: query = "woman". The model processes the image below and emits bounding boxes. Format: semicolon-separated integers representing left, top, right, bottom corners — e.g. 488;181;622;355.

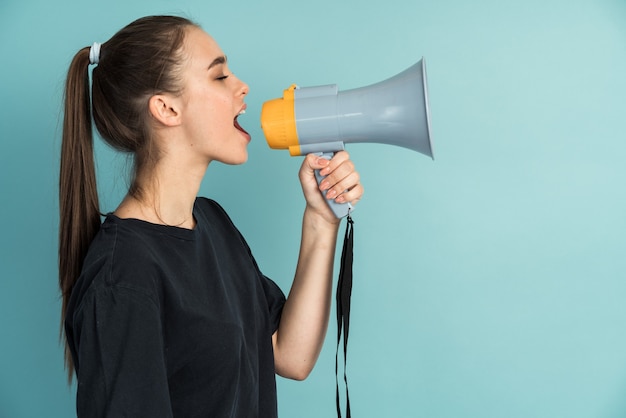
59;15;363;417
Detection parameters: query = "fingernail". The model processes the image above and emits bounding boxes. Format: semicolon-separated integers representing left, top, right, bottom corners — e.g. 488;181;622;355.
317;158;330;166
319;180;330;190
326;189;338;199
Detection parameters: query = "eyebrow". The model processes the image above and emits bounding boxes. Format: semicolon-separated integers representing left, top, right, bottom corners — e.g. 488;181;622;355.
208;55;227;70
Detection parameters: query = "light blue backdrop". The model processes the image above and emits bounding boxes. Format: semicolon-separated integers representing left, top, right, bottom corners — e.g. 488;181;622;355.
1;0;625;417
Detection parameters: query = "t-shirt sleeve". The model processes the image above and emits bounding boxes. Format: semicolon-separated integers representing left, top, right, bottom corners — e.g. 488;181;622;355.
71;284;173;418
261;275;286;333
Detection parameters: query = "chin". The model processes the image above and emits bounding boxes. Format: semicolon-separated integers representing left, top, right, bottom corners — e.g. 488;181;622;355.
222;151;249;166
235;148;249;164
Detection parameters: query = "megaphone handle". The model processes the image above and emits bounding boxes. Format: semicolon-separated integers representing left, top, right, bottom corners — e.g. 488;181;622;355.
313;152;353;219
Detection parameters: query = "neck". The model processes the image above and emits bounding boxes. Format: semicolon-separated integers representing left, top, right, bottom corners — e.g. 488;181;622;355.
116;154;209;229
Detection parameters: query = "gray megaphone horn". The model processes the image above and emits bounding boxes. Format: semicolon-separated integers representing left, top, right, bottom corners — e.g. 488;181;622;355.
261;58;434;217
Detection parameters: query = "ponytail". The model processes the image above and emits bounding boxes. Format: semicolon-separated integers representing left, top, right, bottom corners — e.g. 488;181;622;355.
58;47;102;380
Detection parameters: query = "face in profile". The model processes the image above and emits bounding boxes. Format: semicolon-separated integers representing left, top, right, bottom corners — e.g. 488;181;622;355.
175;26;251;165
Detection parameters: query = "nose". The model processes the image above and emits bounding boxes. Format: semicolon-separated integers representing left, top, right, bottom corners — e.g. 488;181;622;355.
236;76;249;96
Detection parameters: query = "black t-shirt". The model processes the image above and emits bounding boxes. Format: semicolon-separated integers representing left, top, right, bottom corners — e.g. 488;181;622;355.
65;197;286;418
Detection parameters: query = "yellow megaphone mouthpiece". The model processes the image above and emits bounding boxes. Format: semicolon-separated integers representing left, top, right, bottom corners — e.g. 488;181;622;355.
260;84;301;156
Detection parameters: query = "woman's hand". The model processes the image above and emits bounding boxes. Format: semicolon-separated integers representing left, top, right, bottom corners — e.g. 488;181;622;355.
298;151;363;224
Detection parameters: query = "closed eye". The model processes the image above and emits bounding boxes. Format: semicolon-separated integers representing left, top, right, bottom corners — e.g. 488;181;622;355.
209;55;230;81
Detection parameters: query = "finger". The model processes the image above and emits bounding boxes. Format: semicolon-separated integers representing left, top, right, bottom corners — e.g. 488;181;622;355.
317;151;350;177
334;182;364;205
318;158;355;192
323;170;362;202
311;154;332;170
299;153;331;181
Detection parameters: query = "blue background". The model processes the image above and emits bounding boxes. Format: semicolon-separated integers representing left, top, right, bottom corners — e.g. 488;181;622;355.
1;0;625;417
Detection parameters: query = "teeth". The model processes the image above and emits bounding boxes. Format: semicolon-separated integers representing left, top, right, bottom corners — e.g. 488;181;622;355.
238;109;246;116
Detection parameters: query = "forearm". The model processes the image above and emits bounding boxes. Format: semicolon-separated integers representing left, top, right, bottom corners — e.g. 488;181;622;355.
273;207;340;380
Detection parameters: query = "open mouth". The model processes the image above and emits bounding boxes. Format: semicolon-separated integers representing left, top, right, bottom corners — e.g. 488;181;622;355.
234;110;249;135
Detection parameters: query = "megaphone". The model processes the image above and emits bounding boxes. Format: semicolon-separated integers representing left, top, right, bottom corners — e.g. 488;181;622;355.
260;58;434;218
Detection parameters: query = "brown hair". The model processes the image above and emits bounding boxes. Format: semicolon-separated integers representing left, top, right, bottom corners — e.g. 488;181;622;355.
58;15;197;380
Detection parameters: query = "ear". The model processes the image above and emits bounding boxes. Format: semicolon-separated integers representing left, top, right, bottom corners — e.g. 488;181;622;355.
148;94;182;127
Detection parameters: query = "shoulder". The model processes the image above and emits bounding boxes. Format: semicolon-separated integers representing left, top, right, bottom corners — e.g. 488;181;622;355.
194;197;229;219
194;196;257;255
93;216;164;278
194;197;240;232
69;217;166;311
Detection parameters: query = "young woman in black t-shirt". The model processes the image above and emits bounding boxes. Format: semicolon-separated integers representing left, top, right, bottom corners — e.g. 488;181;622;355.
59;15;362;417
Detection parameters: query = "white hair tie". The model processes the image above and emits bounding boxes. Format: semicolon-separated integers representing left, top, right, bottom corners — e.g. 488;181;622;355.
89;42;101;65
